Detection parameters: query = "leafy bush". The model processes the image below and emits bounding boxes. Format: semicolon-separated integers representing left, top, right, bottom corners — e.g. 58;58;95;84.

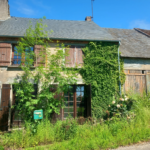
106;95;134;119
54;118;78;141
0;146;4;150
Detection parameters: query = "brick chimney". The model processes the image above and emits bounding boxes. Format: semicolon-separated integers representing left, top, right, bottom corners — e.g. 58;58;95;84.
0;0;10;21
85;16;92;21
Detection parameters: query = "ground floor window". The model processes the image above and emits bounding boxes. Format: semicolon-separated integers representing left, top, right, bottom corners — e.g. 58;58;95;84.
64;85;89;119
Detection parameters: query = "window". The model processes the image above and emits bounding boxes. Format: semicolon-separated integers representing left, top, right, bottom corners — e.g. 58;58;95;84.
12;45;34;66
64;85;88;119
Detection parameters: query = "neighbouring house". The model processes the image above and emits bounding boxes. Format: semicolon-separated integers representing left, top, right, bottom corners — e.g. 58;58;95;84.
104;28;150;94
0;0;119;130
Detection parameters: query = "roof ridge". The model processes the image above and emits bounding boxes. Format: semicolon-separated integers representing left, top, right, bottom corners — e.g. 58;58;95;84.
11;16;88;22
104;27;133;31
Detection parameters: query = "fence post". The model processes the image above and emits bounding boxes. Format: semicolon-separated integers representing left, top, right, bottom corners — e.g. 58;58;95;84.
146;74;150;94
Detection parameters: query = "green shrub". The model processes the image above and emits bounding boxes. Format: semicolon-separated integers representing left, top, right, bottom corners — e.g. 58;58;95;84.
106;95;134;119
0;145;4;150
54;118;78;141
2;93;150;150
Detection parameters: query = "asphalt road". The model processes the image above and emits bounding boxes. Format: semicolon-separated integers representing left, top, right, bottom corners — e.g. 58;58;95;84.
113;142;150;150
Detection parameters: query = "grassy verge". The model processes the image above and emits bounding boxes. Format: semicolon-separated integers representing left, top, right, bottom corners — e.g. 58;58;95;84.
1;93;150;150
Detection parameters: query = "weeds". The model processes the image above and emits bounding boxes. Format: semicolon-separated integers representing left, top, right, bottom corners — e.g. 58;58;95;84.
1;93;150;150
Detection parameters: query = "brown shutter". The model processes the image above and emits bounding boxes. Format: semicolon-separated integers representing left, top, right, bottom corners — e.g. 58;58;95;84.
76;47;84;67
0;84;11;131
0;43;11;66
65;46;75;67
86;84;91;117
34;45;46;67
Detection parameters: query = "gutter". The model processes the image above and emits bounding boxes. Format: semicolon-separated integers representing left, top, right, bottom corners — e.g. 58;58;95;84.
118;41;121;95
0;35;120;43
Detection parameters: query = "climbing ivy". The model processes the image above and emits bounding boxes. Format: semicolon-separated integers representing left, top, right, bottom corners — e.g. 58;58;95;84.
80;41;125;118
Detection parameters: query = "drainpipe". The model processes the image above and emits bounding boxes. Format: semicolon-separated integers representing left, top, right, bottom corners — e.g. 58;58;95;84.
118;41;121;95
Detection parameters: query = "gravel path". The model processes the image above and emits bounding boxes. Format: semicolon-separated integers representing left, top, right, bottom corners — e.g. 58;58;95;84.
113;142;150;150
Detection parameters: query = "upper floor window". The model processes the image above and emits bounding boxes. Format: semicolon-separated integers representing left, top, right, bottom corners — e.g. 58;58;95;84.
11;45;34;66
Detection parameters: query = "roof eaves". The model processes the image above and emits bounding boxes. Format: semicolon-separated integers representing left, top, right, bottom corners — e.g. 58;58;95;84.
0;35;120;42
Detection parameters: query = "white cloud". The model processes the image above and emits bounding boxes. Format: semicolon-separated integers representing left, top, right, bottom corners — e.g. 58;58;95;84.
31;0;51;11
18;7;35;15
129;20;150;29
13;0;36;16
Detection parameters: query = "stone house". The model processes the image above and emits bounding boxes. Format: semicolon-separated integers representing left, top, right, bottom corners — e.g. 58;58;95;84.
0;0;119;130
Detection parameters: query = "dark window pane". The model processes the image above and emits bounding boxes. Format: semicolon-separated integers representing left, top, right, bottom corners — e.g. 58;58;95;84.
64;97;68;102
68;101;74;106
64;92;68;96
77;102;82;107
70;96;74;101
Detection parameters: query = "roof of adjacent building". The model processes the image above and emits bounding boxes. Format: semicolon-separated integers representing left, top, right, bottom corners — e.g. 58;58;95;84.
0;17;117;41
134;28;150;37
104;28;150;58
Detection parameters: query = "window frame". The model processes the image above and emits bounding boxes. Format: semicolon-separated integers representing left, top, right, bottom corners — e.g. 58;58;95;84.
11;44;34;66
63;84;87;119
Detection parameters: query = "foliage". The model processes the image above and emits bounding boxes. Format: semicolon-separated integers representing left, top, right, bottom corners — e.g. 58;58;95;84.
80;41;125;118
106;95;134;119
13;18;77;123
0;145;4;150
54;118;78;141
1;94;150;149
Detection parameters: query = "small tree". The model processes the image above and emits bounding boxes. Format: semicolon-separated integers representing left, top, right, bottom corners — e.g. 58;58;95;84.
13;18;77;123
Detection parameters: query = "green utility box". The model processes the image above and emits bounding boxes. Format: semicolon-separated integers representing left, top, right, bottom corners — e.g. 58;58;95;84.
34;110;43;120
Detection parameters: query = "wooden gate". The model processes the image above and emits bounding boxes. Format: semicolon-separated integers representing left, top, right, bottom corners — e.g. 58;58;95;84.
123;72;150;94
0;84;10;131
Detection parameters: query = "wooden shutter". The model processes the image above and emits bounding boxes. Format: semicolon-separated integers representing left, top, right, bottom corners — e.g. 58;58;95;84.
34;45;45;67
0;43;11;66
0;84;11;131
76;47;84;67
65;46;75;67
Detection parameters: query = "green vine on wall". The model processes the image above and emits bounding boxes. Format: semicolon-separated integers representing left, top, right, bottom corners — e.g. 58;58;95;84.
80;41;125;118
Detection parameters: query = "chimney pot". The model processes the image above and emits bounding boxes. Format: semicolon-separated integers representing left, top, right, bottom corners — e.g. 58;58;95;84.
85;16;92;21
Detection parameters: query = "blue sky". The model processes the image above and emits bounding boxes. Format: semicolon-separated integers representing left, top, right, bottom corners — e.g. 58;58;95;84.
9;0;150;29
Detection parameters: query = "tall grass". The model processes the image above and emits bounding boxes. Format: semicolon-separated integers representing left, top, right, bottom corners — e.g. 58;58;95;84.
1;93;150;150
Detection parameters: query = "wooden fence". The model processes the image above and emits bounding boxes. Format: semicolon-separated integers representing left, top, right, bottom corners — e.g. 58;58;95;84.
123;70;150;94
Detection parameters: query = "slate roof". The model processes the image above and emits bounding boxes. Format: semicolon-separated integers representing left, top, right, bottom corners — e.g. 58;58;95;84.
134;28;150;37
104;28;150;58
0;17;117;41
